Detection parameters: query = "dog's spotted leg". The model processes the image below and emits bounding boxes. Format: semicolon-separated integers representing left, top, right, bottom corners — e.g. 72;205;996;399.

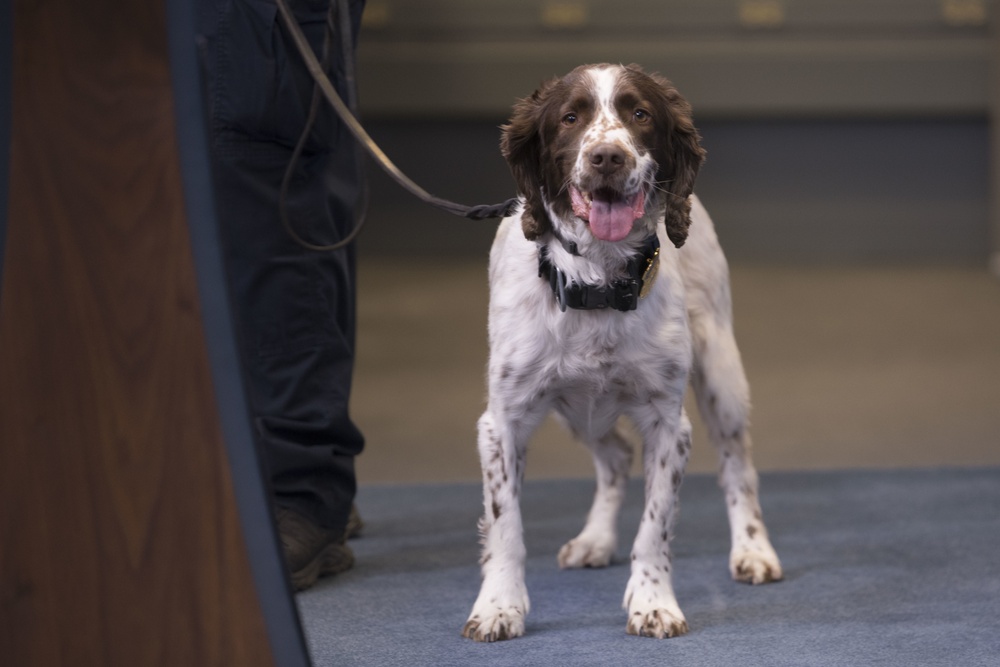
717;435;782;584
622;410;692;639
462;409;535;642
558;425;632;569
690;318;783;585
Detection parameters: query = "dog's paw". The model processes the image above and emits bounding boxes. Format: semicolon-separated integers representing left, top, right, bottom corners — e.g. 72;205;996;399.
626;607;689;639
730;544;783;584
623;573;688;639
557;533;615;569
461;607;526;642
463;580;529;642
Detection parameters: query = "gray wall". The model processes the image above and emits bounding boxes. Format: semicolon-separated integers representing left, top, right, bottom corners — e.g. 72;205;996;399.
352;0;992;263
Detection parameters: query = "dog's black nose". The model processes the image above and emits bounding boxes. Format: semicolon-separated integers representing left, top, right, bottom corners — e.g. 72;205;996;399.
588;144;626;175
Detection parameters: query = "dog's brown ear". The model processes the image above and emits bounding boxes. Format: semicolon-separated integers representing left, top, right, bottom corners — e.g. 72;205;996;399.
644;69;706;248
501;80;556;240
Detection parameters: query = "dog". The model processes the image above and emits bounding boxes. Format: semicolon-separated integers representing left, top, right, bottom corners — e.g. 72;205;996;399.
461;63;783;642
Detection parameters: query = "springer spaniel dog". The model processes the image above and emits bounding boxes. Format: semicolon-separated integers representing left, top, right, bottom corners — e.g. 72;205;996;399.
462;63;783;642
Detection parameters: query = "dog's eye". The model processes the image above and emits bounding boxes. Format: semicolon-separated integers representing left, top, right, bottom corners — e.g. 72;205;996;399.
562;112;577;126
633;109;651;123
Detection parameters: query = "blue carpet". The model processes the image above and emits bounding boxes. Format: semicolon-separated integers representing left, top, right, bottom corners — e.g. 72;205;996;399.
297;468;1000;666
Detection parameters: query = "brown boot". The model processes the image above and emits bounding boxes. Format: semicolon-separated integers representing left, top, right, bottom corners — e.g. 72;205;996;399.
275;506;355;591
345;503;364;540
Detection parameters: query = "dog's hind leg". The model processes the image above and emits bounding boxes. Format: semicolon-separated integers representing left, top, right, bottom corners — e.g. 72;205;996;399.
557;423;633;569
689;311;783;585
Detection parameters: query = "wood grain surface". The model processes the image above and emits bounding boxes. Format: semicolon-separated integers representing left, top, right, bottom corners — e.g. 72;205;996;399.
0;0;277;664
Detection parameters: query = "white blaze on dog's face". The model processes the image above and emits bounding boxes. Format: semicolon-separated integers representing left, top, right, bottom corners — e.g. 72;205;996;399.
566;66;658;242
500;63;705;248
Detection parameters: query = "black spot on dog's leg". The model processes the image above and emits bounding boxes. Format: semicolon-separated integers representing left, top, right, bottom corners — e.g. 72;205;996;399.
677;431;691;456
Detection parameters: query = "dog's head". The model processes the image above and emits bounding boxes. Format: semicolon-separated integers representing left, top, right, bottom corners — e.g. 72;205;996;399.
501;64;705;248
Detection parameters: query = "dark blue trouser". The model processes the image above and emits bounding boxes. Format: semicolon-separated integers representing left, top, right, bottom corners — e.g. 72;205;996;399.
198;0;366;537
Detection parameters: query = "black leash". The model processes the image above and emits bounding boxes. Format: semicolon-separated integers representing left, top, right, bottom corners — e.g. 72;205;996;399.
275;0;519;251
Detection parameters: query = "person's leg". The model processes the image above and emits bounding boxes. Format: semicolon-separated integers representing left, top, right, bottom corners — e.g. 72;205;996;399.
198;0;366;587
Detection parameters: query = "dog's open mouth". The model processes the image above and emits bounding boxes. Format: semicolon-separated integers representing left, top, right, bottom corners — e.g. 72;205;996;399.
570;185;646;242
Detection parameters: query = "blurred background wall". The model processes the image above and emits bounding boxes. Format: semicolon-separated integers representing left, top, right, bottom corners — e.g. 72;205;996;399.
353;0;994;265
343;0;1000;483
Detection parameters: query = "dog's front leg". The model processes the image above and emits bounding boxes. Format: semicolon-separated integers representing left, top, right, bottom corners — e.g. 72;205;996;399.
462;408;534;642
623;411;693;638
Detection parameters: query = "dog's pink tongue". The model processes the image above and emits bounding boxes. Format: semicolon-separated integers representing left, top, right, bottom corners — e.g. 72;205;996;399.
589;191;644;242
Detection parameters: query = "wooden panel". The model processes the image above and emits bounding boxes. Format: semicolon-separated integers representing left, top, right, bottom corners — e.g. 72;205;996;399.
0;0;277;664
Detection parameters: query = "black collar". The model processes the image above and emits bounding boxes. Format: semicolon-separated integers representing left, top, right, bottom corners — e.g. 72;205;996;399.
538;235;661;312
